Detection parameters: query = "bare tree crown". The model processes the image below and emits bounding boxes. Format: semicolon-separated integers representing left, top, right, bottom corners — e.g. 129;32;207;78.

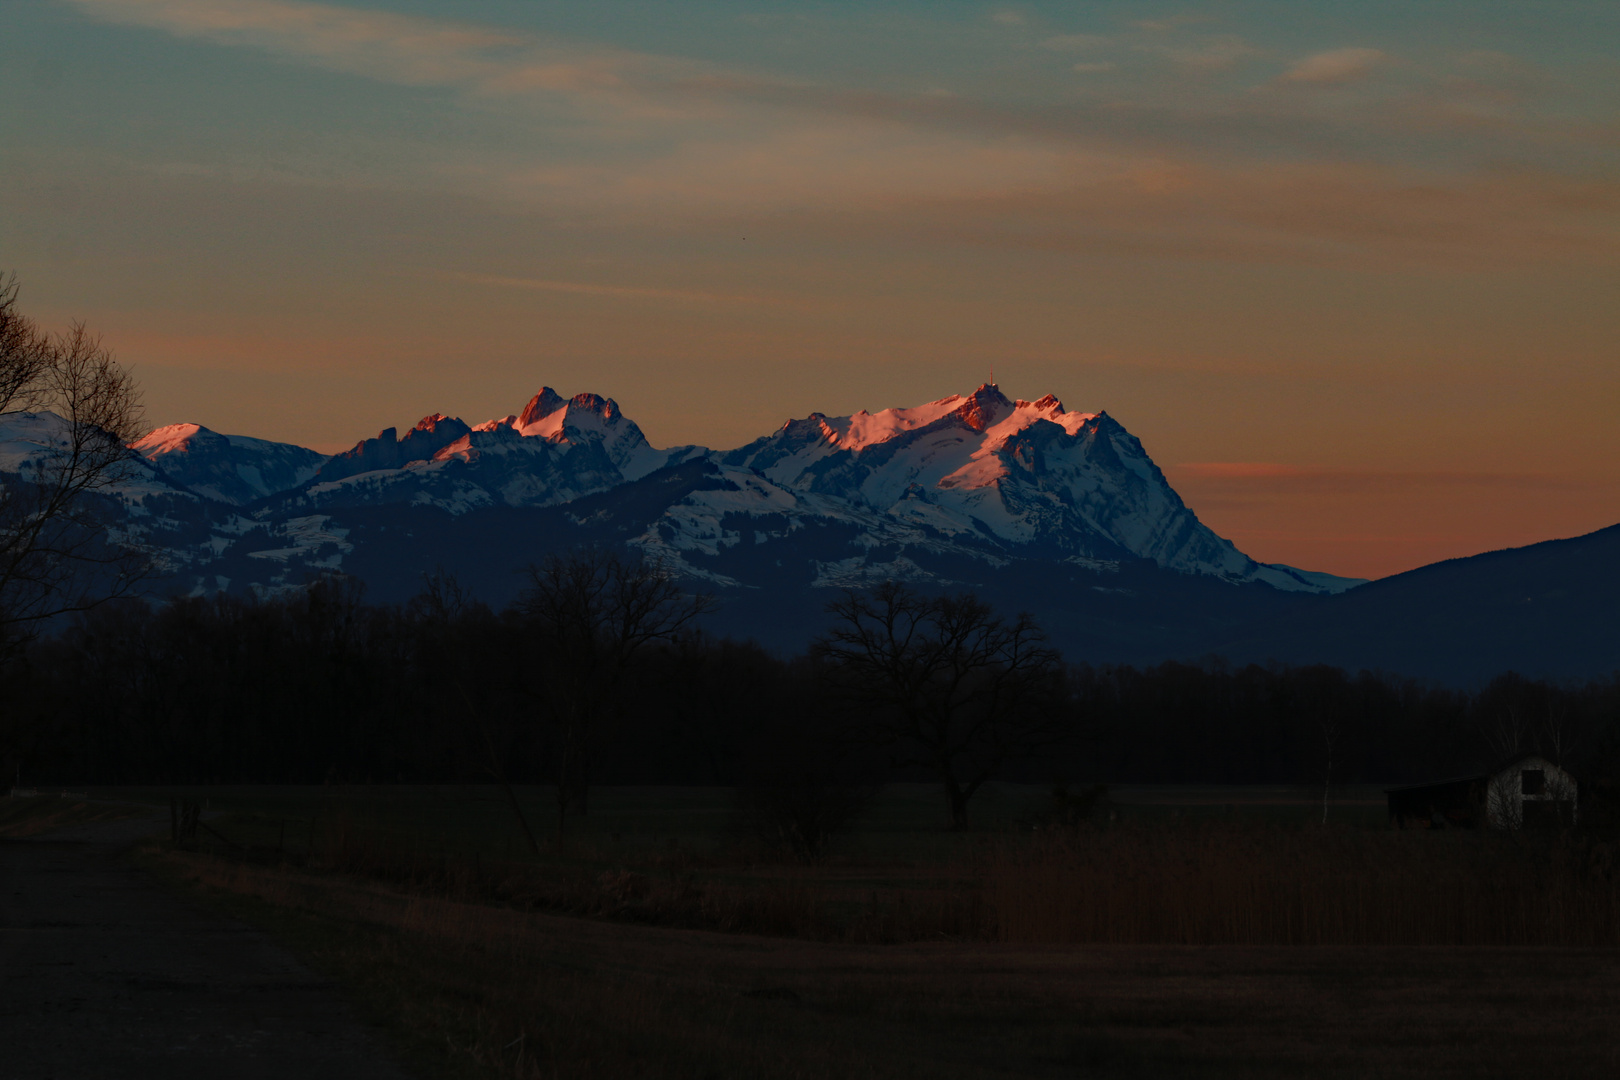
0;274;147;642
520;547;712;674
814;581;1066;829
518;546;713;831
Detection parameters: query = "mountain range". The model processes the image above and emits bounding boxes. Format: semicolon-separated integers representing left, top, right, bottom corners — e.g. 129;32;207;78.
4;383;1614;684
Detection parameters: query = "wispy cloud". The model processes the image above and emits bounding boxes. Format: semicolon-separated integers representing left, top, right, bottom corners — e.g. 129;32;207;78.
449;272;786;307
1279;47;1387;86
62;0;691;105
795;158;1620;270
493;123;1096;222
1134;14;1215;33
1146;35;1264;74
58;0;1620;271
1039;33;1111;52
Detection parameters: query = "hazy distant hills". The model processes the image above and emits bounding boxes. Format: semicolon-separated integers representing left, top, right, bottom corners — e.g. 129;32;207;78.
1214;524;1620;685
7;383;1617;684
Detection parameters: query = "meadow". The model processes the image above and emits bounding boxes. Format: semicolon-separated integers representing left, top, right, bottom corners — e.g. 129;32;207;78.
0;791;149;837
69;783;1619;1078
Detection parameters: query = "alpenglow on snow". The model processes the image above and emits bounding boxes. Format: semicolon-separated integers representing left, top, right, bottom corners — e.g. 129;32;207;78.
7;382;1364;620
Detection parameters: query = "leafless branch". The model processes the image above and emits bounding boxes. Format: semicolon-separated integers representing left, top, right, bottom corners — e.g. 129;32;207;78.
0;276;148;649
518;547;713;833
813;581;1066;829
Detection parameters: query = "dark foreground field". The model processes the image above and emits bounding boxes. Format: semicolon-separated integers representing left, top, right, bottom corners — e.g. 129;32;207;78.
1;804;407;1080
13;786;1620;1078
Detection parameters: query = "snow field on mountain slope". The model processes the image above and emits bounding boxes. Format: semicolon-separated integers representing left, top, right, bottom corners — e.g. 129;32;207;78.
85;384;1364;594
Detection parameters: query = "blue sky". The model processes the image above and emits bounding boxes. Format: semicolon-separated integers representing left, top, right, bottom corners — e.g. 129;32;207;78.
2;0;1616;575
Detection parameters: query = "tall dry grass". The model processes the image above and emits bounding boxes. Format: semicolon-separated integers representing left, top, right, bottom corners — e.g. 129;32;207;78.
980;821;1620;946
305;814;816;936
287;806;981;943
154;834;1620;1080
147;806;1620;1080
0;794;144;837
159;853;880;1080
198;806;1620;948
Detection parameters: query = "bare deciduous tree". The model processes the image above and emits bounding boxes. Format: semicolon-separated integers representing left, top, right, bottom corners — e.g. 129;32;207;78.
814;582;1066;830
0;274;146;653
0;276;51;413
734;658;880;862
406;568;545;855
519;547;712;836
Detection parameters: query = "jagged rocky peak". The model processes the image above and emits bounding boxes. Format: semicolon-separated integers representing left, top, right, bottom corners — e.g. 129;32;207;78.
315;412;472;484
92;382;1373;603
722;382;1254;575
509;388;625;440
478;387;663;475
412;413;465;436
745;384;1096;466
939;384;1091;440
516;387;568;432
949;382;1013;432
405;413;472;447
300;387;685;501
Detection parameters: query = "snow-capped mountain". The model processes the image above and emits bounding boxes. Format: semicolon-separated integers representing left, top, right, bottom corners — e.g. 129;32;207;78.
2;411;191;506
0;410;215;588
721;385;1351;593
3;383;1369;661
133;423;328;505
13;388;1612;682
479;387;692;483
259;381;1355;593
280;389;706;514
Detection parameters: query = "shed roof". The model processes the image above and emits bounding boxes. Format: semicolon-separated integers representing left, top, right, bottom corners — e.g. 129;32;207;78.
1383;774;1484;795
1384;756;1575;796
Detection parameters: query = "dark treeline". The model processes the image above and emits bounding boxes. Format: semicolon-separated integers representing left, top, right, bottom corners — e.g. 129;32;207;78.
8;569;1620;810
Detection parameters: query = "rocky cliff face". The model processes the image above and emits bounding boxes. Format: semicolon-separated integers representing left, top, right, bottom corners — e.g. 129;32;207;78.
312;414;470;484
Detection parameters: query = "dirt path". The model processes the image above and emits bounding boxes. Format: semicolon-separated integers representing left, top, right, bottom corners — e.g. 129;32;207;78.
0;809;410;1080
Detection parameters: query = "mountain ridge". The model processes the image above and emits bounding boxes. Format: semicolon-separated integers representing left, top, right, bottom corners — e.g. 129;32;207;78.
1215;523;1620;685
129;423;327;506
141;382;1353;594
5;386;1617;683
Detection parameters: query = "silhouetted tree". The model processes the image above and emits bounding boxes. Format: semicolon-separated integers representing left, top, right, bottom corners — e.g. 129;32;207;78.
518;548;712;835
658;631;780;785
1;273;144;782
815;582;1066;830
405;569;544;852
0;275;145;646
734;658;881;861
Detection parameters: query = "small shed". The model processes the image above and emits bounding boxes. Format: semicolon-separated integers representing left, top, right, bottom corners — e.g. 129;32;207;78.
1386;755;1577;830
1485;755;1577;830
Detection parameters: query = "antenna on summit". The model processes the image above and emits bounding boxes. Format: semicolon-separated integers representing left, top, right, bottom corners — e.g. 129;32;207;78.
990;366;995;387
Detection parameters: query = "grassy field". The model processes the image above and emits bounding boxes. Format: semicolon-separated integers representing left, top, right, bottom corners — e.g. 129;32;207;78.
0;792;150;838
98;781;1392;857
55;783;1620;1078
139;847;1620;1080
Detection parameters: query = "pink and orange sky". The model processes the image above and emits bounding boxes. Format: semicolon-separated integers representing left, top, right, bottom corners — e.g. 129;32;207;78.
2;0;1617;579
